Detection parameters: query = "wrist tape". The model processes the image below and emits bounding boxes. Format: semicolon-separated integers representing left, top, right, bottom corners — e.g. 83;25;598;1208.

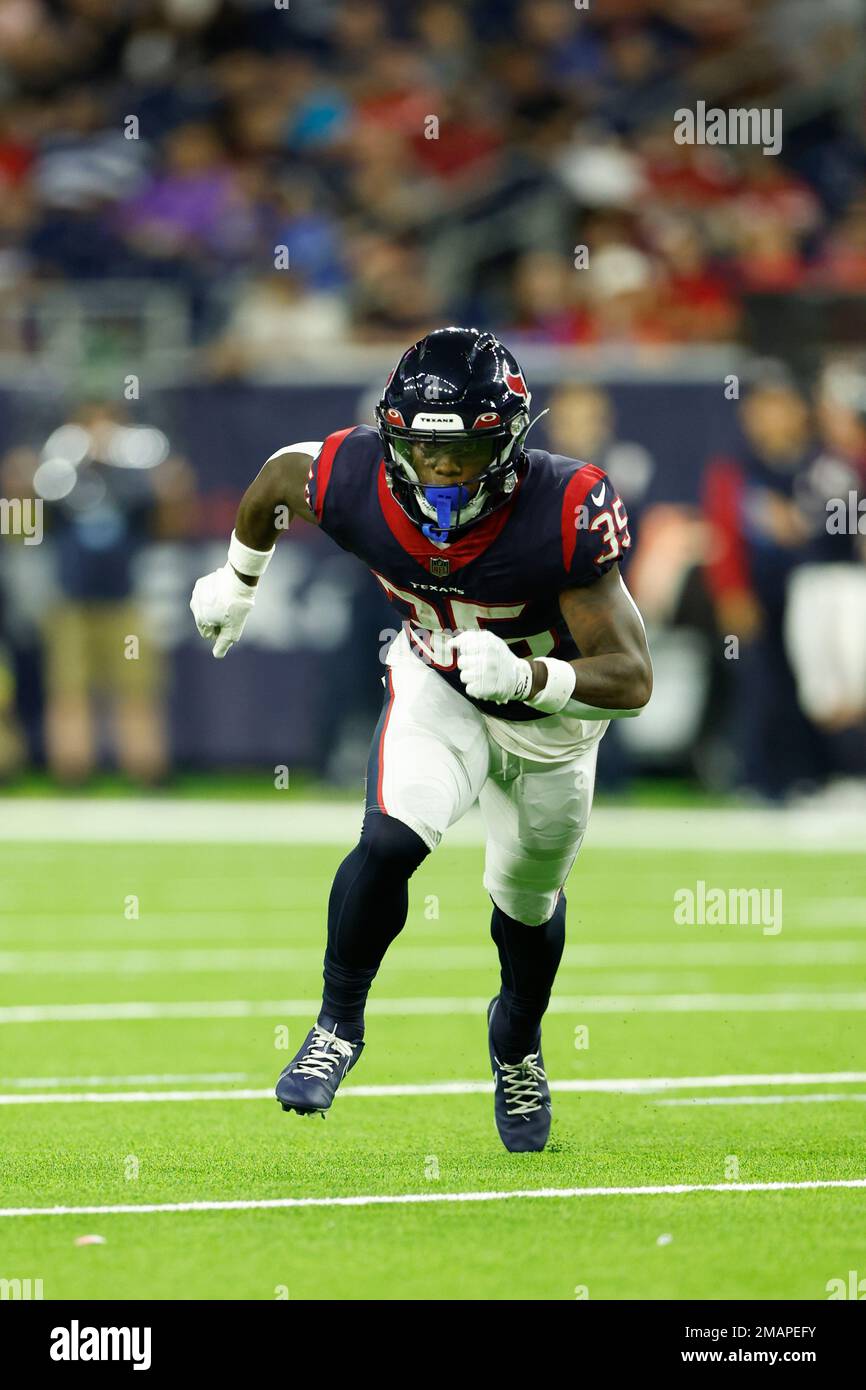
228;530;275;582
524;656;577;714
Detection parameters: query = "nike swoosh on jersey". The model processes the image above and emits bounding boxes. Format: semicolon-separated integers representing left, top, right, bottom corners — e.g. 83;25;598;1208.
591;484;606;505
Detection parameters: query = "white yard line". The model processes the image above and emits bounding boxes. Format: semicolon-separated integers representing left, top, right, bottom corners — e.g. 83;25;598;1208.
3;1178;865;1218
3;1071;866;1105
3;992;866;1024
0;800;864;850
3;941;866;973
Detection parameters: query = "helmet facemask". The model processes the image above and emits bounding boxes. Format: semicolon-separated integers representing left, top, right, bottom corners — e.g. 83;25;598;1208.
378;411;530;543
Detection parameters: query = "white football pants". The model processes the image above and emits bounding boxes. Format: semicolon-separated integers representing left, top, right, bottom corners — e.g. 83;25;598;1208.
367;635;603;926
784;564;866;724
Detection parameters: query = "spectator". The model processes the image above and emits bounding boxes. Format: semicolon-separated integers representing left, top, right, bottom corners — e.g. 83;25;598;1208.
572;244;672;346
21;401;194;785
813;196;866;289
702;366;827;798
783;361;866;766
508;250;580;345
208;270;350;377
545;383;656;522
115;122;257;272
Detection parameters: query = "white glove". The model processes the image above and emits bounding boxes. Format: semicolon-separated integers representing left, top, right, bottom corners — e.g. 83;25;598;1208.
450;629;533;703
190;564;257;659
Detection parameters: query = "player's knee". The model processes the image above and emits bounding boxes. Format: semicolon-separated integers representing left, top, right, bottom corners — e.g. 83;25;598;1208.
487;882;561;927
492;893;566;933
360;811;430;876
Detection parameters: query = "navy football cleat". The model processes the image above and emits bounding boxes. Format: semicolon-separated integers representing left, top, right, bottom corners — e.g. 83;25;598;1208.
275;1017;364;1116
487;997;552;1152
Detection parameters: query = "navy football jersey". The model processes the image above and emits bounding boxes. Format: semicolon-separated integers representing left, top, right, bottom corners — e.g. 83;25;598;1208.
305;425;631;721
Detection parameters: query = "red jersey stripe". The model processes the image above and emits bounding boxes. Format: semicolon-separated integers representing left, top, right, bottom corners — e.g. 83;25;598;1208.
561;464;606;571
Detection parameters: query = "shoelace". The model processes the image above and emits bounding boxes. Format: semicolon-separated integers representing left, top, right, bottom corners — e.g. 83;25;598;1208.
293;1024;355;1080
498;1053;547;1116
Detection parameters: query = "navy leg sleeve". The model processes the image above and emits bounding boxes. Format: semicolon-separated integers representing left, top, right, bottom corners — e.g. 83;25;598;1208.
320;813;429;1037
489;894;566;1062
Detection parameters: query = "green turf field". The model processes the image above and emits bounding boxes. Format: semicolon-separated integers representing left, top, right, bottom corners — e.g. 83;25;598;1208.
1;825;865;1300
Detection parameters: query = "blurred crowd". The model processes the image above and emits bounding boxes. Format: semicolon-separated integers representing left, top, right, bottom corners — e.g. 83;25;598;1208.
0;0;864;369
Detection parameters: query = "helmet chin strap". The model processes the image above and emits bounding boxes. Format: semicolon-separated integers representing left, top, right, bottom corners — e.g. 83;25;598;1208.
524;405;549;442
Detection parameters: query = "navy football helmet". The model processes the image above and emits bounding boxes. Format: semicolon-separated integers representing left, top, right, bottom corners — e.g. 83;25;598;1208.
376;327;536;542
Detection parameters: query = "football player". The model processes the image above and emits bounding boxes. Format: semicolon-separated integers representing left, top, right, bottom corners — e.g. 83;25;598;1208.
190;328;652;1152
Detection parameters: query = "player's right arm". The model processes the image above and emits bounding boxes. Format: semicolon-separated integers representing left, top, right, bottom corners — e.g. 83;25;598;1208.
190;443;320;659
233;445;318;563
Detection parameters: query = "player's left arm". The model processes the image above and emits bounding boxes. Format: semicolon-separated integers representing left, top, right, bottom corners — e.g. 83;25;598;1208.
539;566;653;710
451;565;652;715
448;464;653;714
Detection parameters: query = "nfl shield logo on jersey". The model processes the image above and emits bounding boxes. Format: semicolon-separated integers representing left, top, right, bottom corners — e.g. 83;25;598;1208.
429;556;451;577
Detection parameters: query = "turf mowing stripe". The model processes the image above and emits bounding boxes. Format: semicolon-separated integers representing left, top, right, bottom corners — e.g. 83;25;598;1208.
4;1072;866;1104
0;1072;248;1089
3;1178;866;1218
658;1094;866;1106
0;1089;272;1105
5;941;866;972
1;800;865;850
803;898;866;922
4;993;866;1023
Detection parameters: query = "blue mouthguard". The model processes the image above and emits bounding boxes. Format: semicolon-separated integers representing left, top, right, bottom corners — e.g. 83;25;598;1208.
420;484;471;543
